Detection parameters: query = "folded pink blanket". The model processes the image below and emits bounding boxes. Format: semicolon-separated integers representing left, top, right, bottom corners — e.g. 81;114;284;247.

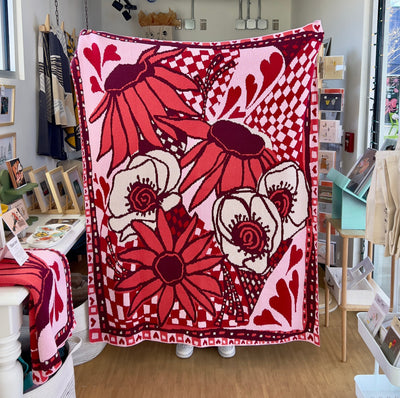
0;249;75;384
71;21;323;347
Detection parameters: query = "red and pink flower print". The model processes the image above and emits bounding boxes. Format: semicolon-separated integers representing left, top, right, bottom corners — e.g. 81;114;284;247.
212;161;309;274
213;187;282;275
86;44;199;174
108;150;181;241
258;161;309;240
157;117;278;211
114;209;223;325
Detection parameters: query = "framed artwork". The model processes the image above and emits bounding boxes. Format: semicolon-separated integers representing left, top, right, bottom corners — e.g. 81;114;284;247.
0;132;16;170
29;166;51;212
8;198;29;221
0;85;15;126
2;207;28;236
63;166;84;214
22;166;37;211
6;157;26;189
46;166;67;213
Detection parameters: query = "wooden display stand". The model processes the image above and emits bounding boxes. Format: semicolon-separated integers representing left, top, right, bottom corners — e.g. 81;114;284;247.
324;217;384;362
327;168;369;230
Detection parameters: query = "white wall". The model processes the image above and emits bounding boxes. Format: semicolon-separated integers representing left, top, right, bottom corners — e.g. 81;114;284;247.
98;0;292;41
0;0;373;175
0;0;89;171
292;0;374;172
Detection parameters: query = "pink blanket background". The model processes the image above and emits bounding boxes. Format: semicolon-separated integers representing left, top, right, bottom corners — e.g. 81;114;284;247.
71;21;323;347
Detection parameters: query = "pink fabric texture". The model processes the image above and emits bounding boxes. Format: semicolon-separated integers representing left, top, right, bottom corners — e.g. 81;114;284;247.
0;249;75;384
71;22;323;347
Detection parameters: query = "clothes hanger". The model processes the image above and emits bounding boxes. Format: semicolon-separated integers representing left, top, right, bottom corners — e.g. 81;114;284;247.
39;14;50;33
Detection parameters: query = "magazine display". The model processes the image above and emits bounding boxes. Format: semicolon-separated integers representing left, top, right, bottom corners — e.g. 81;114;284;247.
26;224;72;248
346;148;377;194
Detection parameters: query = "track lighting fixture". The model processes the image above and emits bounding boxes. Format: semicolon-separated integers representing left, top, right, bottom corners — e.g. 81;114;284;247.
122;10;132;20
112;0;137;21
112;0;123;11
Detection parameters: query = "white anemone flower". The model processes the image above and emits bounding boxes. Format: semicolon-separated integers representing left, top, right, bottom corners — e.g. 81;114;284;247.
212;188;282;275
108;150;181;241
257;160;309;241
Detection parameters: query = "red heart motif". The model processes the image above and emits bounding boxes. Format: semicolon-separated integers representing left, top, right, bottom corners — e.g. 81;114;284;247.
260;52;283;94
269;279;292;325
52;288;64;322
185;338;191;344
100;176;110;200
220;86;241;118
153;332;159;339
245;74;257;107
254;309;282;326
90;76;103;94
169;336;175;343
102;44;121;66
90;317;96;327
288;245;303;272
289;270;299;307
83;43;102;78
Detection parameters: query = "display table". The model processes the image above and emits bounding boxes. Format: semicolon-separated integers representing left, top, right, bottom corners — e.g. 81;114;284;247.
0;214;85;398
356;312;400;396
324;218;380;362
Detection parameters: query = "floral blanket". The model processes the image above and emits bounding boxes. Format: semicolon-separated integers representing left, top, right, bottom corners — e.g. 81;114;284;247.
0;250;75;384
71;21;323;347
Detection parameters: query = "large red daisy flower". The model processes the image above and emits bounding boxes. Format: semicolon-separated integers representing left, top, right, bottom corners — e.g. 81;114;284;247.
114;209;223;325
156;117;278;211
88;45;199;174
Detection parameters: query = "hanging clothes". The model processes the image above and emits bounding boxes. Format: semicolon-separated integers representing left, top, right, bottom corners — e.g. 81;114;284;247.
64;31;81;151
37;26;77;159
38;30;66;159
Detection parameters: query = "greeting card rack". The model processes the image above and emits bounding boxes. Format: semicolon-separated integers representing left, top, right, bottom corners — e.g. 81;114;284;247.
327;168;370;230
317;53;346;268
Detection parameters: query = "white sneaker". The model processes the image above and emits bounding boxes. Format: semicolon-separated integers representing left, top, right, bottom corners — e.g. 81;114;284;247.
217;345;236;358
176;344;194;359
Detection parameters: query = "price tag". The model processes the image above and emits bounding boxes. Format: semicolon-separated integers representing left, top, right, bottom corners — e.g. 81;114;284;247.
7;236;29;266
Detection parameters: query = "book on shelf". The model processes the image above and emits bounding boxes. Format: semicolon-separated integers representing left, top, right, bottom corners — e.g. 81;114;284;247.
365;293;390;336
346;148;377;195
380;316;400;366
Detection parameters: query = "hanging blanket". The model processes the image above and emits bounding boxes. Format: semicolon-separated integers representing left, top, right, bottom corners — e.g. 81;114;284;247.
71;21;323;348
0;249;75;385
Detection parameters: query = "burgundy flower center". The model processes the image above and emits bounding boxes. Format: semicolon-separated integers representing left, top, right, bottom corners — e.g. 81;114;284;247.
127;182;158;213
104;63;149;91
269;188;292;220
154;253;184;285
231;220;267;256
209;120;265;158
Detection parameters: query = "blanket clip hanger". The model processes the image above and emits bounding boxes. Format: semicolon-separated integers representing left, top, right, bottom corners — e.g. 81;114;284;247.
39;14;50;33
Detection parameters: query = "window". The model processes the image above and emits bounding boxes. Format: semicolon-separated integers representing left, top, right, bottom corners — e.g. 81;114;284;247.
372;0;400;146
0;0;15;74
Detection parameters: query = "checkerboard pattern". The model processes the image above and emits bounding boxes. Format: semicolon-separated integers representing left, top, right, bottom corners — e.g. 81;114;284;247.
72;22;324;347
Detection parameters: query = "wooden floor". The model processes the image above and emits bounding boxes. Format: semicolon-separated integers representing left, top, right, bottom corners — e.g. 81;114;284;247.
73;307;375;398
